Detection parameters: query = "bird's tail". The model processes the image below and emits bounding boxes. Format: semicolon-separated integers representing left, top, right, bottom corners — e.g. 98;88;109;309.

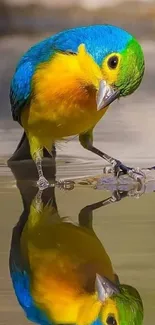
8;132;54;163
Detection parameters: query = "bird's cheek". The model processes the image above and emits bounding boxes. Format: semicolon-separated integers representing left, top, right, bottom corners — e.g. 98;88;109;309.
101;65;120;88
100;300;119;325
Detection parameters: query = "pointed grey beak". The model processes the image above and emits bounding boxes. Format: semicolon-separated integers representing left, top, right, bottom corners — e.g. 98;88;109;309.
96;80;120;111
95;274;120;302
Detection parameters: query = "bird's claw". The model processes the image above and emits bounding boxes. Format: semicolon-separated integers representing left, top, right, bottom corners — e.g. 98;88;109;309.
128;185;145;199
112;160;146;183
127;166;146;181
103;165;113;174
37;176;49;190
56;180;75;191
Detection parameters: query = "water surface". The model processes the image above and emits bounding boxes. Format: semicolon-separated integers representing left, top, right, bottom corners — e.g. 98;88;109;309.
0;157;155;325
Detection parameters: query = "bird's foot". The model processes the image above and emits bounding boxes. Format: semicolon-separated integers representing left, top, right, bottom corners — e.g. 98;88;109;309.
112;159;146;183
127;182;145;199
37;176;49;190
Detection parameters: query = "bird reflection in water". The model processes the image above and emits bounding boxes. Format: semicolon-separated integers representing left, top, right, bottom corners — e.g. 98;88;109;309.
9;161;144;325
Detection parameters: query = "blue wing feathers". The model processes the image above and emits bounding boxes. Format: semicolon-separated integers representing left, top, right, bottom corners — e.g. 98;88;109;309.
10;61;33;121
10;35;56;122
11;269;52;325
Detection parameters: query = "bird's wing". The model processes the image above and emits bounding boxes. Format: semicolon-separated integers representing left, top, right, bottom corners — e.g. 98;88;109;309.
10;222;51;324
10;32;79;123
11;269;52;324
11;267;32;308
10;35;57;123
10;60;34;123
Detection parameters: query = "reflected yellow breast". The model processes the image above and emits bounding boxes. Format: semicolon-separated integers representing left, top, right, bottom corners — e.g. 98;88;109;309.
21;214;115;324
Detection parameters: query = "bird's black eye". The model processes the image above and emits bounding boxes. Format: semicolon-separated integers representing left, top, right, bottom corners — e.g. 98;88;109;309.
107;56;119;69
106;315;117;325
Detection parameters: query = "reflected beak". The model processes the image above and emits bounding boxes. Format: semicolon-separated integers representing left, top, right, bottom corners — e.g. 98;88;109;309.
96;80;120;111
95;274;120;302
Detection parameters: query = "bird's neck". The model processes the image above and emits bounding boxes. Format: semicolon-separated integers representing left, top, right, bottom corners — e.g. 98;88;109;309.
33;280;102;325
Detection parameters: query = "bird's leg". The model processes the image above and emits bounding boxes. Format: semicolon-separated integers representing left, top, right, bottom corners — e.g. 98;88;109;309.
34;150;49;190
79;131;145;182
34;189;43;212
78;189;129;229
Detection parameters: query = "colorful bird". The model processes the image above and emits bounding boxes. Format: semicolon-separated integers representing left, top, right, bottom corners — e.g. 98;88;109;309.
10;185;144;325
10;25;145;190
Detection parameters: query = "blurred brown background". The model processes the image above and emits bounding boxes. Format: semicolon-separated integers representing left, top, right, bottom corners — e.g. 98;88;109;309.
1;0;155;37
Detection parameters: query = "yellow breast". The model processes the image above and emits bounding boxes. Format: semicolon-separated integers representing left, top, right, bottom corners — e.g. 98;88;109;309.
21;46;108;150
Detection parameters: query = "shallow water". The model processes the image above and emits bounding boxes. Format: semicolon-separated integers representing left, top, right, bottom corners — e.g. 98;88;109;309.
0;156;155;325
